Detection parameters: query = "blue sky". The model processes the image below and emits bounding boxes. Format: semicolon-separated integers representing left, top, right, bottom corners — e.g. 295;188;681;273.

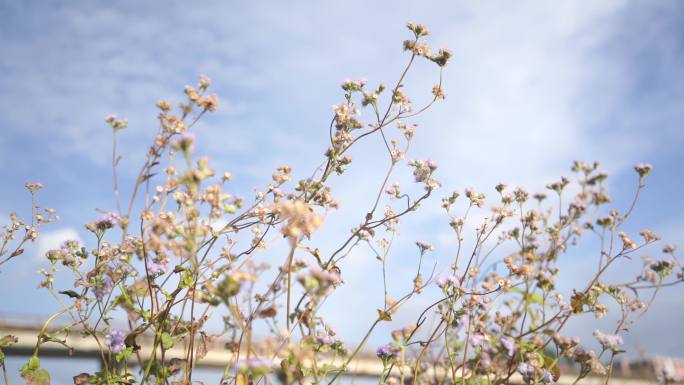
1;0;684;368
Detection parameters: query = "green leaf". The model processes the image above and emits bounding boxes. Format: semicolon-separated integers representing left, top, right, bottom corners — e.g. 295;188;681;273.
526;292;544;305
115;347;133;363
161;332;173;350
22;368;50;385
20;357;50;385
26;357;40;372
179;271;196;289
217;275;240;302
543;353;561;381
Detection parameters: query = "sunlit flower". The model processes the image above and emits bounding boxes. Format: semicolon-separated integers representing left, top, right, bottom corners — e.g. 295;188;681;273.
104;329;126;353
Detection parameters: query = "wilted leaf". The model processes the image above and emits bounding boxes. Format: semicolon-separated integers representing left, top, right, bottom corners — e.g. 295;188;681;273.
377;309;392;321
196;332;218;360
72;373;91;385
570;291;587;314
167;358;184;376
257;306;277;318
58;290;81;299
235;373;248;385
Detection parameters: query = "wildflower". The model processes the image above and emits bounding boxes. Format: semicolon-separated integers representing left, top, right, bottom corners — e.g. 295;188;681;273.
449;216;465;229
385;183;401;198
464;187;485;207
408;159;439;188
634;163;653;177
432;84;445;99
376;343;401;362
468;333;485;347
391;326;415;343
104;329;126;353
314;334;334;346
156;100;172;111
198;74;211;90
593;330;623;351
415;241;433;254
341;78;367;92
640;229;661;243
87;211;121;232
298;266;342;293
513;187;529;203
517;362;535;383
619;232;637;250
104;115;128;131
238;357;272;375
92;276;113;300
277;201;322;244
406;22;430;37
25;182;43;193
501;336;516;357
147;261;167;275
429;48;452;67
435;275;457;289
172;132;196;153
663;244;677;254
649;259;675;277
657;367;678;384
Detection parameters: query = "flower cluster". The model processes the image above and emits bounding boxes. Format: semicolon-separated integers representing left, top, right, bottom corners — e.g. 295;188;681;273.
104;330;126;353
593;330;623;351
4;23;680;385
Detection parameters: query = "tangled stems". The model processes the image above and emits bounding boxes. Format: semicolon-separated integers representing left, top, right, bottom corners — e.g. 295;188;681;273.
2;23;681;385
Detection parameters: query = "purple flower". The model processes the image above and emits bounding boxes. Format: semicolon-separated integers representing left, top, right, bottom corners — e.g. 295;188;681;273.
147;261;167;275
468;333;485;347
104;330;126;353
238;357;272;375
657;367;678;384
92;276;113;300
478;352;492;370
376;343;400;360
540;370;554;383
95;212;120;230
517;363;535;383
341;78;366;91
593;330;623;350
314;334;334;345
435;275;457;289
415;241;433;254
501;336;516;357
61;240;80;250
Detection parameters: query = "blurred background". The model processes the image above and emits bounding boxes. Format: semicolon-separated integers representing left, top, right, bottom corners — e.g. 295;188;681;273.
1;1;683;383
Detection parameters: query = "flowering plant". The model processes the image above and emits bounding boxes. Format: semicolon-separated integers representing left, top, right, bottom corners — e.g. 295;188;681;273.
0;23;681;385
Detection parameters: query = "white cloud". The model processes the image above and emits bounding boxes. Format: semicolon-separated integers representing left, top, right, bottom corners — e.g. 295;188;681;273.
1;0;683;357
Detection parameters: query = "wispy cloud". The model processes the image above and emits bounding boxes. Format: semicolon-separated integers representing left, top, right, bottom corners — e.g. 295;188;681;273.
0;0;682;357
